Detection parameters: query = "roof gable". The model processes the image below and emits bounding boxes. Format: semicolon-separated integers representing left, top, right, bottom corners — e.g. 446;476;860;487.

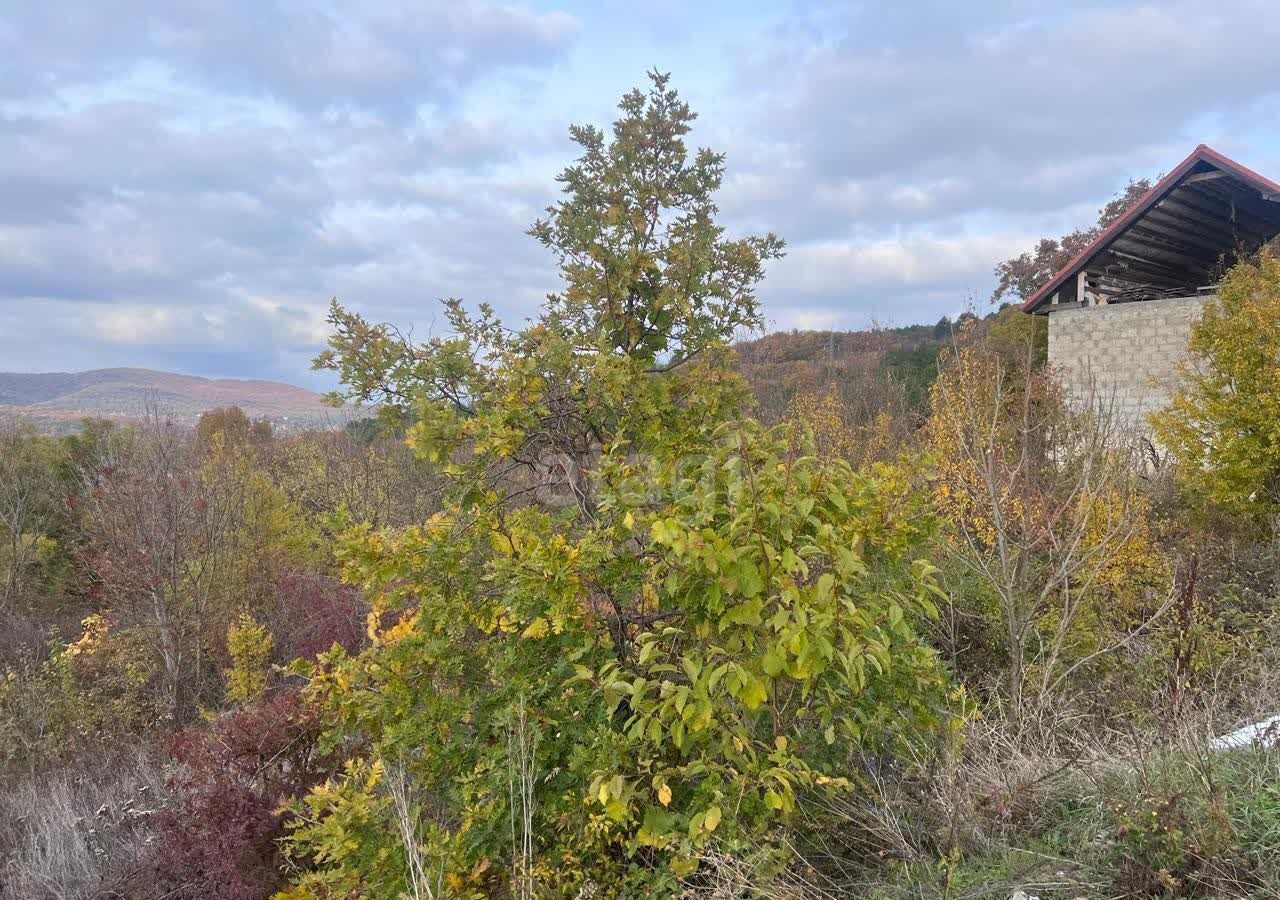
1023;145;1280;313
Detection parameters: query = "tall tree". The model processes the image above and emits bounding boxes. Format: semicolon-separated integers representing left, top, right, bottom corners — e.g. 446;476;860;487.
315;70;783;516
991;178;1155;305
286;74;947;897
82;413;306;719
0;419;61;612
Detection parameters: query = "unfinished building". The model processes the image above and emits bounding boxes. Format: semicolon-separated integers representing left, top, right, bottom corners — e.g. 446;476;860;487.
1023;145;1280;428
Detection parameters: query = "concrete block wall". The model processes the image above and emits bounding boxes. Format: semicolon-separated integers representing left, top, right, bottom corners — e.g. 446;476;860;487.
1046;295;1208;430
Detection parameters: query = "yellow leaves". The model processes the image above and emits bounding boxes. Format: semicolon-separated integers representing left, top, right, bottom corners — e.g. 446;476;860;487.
480;609;519;635
703;805;722;832
225;613;274;703
783;386;902;468
366;605;419;646
657;783;672;807
1151;252;1280;517
591;773;631;823
623;510;635;531
522;617;550;639
738;674;768;709
641;581;659;608
671;856;699;877
381;612;419;645
271;886;321;900
64;614;110;658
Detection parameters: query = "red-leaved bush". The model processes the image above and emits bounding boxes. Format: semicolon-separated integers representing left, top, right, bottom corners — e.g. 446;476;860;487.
136;689;338;900
267;570;364;663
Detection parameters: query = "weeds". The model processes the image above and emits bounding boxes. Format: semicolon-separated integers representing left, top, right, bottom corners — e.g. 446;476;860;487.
0;746;168;900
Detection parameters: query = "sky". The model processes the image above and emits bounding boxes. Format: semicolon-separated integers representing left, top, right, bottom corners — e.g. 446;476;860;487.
2;1;1279;388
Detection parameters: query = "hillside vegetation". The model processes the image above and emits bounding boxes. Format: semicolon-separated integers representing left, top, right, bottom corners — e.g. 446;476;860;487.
736;311;1022;426
5;74;1280;900
0;368;343;432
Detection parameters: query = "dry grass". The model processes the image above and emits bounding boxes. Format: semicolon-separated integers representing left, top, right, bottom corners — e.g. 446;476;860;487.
0;746;169;900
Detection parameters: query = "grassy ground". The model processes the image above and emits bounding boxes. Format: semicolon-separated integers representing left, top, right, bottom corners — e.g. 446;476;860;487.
854;742;1280;899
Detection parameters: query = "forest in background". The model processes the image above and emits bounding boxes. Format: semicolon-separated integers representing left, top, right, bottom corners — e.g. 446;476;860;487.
5;74;1280;900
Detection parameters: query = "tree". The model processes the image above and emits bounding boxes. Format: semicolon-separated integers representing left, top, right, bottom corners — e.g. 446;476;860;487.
991;178;1155;306
284;421;948;896
82;415;233;720
196;406;272;451
0;419;63;612
925;325;1170;710
224;613;274;704
314;70;783;514
1152;252;1280;536
82;413;309;720
284;74;947;897
271;429;442;534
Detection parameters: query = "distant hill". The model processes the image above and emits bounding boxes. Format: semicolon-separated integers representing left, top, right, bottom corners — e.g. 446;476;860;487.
735;307;1033;426
0;368;347;433
736;321;951;425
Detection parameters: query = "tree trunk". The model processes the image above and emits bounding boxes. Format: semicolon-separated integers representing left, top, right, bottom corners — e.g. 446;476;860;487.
151;588;184;722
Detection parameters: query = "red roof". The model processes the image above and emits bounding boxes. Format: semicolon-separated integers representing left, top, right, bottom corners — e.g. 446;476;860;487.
1022;145;1280;313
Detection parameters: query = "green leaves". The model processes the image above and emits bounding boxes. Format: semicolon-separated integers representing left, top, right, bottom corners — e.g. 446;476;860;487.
286;70;956;899
1152;252;1280;525
291;415;954;894
529;70;784;366
572;420;952;872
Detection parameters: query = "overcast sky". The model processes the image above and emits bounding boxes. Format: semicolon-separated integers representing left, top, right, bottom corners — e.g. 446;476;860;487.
2;1;1279;387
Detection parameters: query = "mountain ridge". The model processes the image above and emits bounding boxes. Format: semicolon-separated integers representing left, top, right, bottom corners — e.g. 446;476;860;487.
0;367;344;432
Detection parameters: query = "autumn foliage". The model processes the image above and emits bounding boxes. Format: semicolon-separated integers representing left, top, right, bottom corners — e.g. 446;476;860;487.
8;75;1280;900
140;689;334;900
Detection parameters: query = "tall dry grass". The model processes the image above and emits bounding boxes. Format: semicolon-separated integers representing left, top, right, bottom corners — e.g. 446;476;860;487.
0;746;169;900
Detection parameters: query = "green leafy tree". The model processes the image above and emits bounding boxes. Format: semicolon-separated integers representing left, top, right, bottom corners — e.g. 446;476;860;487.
313;70;783;508
283;74;949;897
0;419;72;612
1152;252;1280;528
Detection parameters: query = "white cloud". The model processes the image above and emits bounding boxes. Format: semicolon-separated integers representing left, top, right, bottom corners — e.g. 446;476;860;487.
774;234;1033;295
85;305;179;344
2;0;1279;385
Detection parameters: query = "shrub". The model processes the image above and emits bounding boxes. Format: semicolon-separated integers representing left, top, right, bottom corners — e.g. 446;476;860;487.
1152;251;1280;529
139;689;335;900
225;613;274;703
265;571;363;663
0;617;161;770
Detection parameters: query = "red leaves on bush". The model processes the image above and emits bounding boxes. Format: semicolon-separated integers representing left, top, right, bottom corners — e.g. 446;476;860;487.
140;689;338;900
149;782;281;900
267;570;364;663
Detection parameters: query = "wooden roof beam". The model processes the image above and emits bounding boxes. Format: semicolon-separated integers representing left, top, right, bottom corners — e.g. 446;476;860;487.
1145;204;1268;247
1096;250;1209;287
1121;224;1229;267
1183;170;1232;185
1184;180;1280;226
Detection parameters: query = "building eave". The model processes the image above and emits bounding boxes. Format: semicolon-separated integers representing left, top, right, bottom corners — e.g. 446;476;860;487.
1023;145;1280;314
